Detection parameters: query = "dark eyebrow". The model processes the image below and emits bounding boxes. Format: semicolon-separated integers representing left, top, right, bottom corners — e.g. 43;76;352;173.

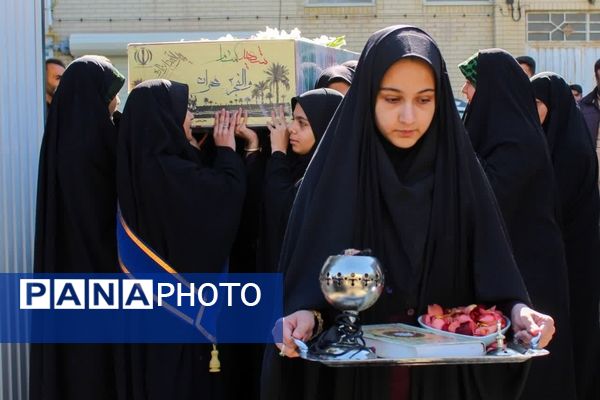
293;115;309;122
379;87;435;94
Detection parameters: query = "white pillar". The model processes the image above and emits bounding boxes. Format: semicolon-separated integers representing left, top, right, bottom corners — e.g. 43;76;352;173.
0;0;44;399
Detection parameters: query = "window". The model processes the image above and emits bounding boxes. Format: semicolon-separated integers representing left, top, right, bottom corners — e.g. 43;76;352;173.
305;0;374;6
527;13;600;41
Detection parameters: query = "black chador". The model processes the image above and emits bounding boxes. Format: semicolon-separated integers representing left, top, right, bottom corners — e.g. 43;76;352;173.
259;88;343;273
531;72;600;400
31;55;125;400
261;26;531;400
116;79;246;400
463;50;576;400
314;64;354;90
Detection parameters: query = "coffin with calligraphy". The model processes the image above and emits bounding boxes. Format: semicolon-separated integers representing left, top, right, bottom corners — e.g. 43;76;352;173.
128;39;358;127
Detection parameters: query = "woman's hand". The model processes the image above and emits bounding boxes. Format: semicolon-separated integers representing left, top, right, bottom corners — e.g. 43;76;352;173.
213;109;238;151
234;108;259;151
274;310;315;358
267;105;289;154
511;302;555;348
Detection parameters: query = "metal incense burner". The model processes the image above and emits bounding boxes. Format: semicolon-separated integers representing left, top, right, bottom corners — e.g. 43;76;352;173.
308;250;384;360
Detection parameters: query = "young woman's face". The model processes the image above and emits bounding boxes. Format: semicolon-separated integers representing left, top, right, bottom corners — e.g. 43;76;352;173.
461;80;476;103
183;110;194;141
375;58;436;149
535;99;548;125
288;103;316;155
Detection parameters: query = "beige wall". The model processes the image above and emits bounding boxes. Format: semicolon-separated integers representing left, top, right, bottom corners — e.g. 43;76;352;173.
49;0;599;97
495;0;600;56
49;0;495;97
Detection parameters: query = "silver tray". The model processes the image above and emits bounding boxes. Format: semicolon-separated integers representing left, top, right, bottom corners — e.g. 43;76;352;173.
299;343;549;367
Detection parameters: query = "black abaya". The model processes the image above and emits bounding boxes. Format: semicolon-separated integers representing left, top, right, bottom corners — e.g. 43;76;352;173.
31;55;125;400
531;72;600;400
261;26;531;400
259;88;343;273
463;50;576;400
115;79;246;400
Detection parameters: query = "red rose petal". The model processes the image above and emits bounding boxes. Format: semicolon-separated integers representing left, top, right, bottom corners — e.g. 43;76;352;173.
432;318;445;330
428;304;444;317
448;321;461;333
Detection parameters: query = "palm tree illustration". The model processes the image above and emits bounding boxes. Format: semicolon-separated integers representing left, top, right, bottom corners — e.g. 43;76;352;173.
251;88;260;104
252;80;269;104
265;92;273;104
265;63;290;104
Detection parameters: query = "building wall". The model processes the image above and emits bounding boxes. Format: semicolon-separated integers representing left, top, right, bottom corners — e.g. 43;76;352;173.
495;1;599;54
0;0;45;399
48;0;600;98
495;1;600;91
50;0;496;96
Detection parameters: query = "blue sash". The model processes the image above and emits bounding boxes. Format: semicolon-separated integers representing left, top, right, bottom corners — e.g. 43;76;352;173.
116;209;219;343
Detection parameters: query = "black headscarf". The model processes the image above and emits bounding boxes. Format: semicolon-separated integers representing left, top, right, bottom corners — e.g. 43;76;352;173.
115;79;246;400
289;88;344;181
259;88;343;274
117;79;246;273
531;72;600;400
31;55;124;400
292;88;344;143
314;64;354;90
261;26;530;400
463;50;577;400
35;55;124;274
531;72;600;226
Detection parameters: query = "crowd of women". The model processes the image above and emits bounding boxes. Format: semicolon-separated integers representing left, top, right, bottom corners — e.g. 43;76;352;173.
32;24;599;400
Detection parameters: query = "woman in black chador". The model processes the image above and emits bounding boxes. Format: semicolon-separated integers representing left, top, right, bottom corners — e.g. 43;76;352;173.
31;55;124;400
116;79;246;399
531;72;600;400
255;88;343;272
460;50;576;400
261;26;555;400
314;64;355;94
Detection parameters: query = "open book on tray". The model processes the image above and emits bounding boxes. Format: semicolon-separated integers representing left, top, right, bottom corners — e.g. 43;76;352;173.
363;323;487;359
